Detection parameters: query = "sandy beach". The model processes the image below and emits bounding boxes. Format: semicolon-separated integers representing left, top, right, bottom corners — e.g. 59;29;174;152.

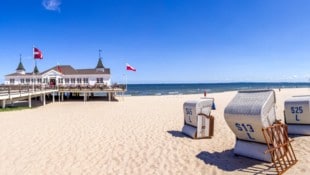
0;88;310;175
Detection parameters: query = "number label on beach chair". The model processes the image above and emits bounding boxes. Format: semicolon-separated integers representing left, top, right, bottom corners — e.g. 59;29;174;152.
291;106;303;114
235;123;255;140
185;107;194;124
185;108;192;115
290;106;303;121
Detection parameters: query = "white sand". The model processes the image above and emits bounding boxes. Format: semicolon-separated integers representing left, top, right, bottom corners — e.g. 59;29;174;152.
0;88;310;175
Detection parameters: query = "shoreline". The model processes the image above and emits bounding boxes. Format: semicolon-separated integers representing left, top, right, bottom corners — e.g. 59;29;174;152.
124;83;310;96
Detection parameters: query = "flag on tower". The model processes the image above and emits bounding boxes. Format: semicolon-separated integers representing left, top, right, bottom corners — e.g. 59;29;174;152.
126;63;136;71
33;47;43;59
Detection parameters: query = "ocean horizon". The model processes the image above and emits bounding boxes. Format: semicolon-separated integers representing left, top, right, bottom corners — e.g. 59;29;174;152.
124;82;310;96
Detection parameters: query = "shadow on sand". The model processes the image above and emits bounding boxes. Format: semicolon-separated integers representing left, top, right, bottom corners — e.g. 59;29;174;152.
196;150;277;175
288;133;308;139
167;130;277;174
167;130;191;138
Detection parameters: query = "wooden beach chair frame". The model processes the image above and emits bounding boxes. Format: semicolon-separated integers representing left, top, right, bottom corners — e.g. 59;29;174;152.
262;122;298;175
197;113;214;138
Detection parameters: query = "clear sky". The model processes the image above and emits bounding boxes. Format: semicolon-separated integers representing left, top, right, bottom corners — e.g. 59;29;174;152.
1;0;310;84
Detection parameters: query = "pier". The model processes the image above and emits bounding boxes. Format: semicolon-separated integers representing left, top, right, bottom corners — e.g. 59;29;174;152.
0;84;126;109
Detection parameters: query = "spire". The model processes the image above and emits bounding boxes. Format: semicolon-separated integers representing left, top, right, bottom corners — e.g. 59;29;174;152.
99;49;102;58
96;49;105;71
16;54;26;74
96;58;104;69
33;61;39;74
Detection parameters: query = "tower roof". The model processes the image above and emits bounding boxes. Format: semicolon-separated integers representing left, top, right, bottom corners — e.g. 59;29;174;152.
96;58;105;69
96;49;105;69
16;55;25;71
33;65;39;74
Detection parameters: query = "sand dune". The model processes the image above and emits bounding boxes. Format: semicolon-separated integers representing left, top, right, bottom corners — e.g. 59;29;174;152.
0;88;310;175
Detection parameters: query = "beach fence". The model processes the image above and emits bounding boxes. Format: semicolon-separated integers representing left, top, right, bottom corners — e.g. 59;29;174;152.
284;95;310;135
182;98;215;139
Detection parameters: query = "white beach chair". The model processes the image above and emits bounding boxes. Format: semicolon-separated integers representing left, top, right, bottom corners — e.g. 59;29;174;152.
285;95;310;135
182;98;214;139
224;89;277;162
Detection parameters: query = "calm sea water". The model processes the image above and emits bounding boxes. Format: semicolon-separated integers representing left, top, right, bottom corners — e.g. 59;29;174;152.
125;82;310;96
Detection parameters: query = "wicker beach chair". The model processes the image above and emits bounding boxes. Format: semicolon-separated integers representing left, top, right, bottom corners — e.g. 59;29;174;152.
224;89;277;162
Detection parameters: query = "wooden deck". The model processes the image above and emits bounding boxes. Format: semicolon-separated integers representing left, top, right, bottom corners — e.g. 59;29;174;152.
0;84;126;109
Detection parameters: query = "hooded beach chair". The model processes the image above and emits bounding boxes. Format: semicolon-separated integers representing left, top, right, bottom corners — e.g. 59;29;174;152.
224;90;277;162
284;95;310;135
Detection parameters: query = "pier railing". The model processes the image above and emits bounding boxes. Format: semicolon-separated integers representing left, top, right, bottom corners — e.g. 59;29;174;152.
0;84;56;96
0;83;126;96
57;83;126;92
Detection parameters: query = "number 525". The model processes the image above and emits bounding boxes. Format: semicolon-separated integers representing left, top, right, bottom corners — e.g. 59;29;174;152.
291;106;303;114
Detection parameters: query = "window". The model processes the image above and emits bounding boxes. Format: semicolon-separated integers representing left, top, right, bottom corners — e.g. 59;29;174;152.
65;78;70;84
77;78;82;84
37;78;42;83
71;78;75;84
58;78;63;84
96;78;103;83
26;78;30;84
20;79;25;84
83;78;88;84
10;79;15;84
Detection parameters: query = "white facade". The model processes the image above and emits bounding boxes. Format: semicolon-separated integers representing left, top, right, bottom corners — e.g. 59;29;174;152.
5;71;111;86
5;60;111;87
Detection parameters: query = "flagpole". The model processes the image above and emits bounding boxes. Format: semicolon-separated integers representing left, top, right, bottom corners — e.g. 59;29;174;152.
125;74;127;91
122;74;127;91
32;46;35;92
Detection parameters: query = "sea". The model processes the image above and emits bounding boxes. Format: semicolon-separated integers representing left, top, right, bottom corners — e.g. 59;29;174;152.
124;82;310;96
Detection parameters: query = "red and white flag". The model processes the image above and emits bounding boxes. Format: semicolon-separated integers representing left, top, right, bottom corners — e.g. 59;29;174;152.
126;63;136;71
33;47;43;59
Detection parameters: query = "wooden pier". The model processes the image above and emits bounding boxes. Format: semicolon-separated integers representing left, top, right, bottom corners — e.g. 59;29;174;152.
57;84;126;102
0;85;58;108
0;84;126;109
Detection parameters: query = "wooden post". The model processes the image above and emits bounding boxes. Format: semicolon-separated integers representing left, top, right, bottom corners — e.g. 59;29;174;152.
28;94;32;108
108;92;111;101
43;93;46;106
52;92;55;103
1;100;5;109
8;86;11;100
61;92;64;101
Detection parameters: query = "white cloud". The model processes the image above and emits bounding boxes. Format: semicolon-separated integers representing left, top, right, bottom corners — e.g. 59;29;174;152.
42;0;61;11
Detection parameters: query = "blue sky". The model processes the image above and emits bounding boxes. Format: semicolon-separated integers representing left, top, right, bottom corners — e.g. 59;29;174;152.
1;0;310;84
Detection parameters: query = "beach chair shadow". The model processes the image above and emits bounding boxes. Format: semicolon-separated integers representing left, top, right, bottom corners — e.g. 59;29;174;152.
288;134;307;139
196;150;277;175
167;130;191;138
